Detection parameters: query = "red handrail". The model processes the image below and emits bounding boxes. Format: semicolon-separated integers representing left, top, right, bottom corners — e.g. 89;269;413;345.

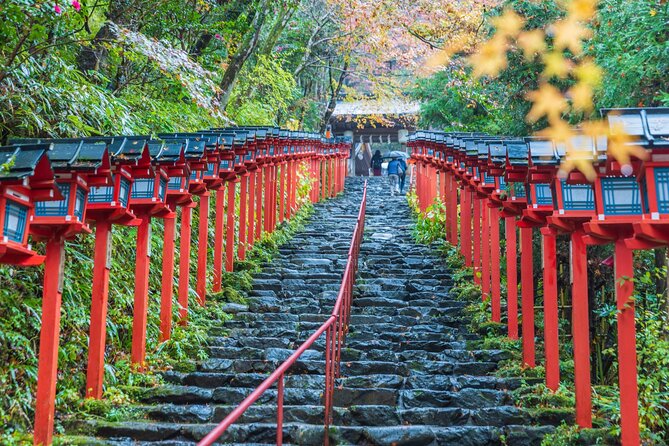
198;181;367;446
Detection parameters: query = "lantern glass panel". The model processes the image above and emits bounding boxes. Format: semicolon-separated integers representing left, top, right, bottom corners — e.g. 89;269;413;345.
561;181;594;211
132;178;155;199
74;187;86;220
35;183;70;216
205;163;216;176
3;200;28;243
483;172;495;185
119;177;131;207
498;176;506;189
220;159;231;170
190;171;199;181
511;183;526;198
601;177;643;215
158;177;167;201
88;184;114;204
535;183;552;205
168;176;182;191
654;168;669;214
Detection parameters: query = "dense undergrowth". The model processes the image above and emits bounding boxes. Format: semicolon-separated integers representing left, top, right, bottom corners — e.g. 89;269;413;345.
408;192;669;445
0;168;316;444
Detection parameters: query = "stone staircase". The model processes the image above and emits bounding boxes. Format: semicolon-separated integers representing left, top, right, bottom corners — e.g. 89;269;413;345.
68;177;558;445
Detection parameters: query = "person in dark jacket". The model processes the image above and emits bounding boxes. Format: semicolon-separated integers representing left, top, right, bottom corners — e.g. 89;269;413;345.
371;150;383;176
398;157;407;193
387;157;405;196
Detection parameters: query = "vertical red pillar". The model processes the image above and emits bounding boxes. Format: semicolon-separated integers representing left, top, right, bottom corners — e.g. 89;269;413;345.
270;164;277;231
615;241;640;446
321;160;326;201
247;171;255;249
225;180;237;272
238;174;248;259
291;160;297;214
520;226;536;368
131;214;151;368
33;237;65;446
330;158;336;197
542;227;559;391
506;217;518;340
444;173;452;241
472;196;481;284
86;222;112;399
279;164;286;222
571;228;592;428
255;169;263;239
285;162;292;220
451;179;459;245
481;199;490;301
196;192;210;305
264;165;272;232
490;208;501;322
178;205;193;323
461;190;471;266
213;188;225;292
159;214;176;342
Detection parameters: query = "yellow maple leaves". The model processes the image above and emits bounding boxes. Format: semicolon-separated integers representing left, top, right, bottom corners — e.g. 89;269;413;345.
464;0;647;180
469;35;509;78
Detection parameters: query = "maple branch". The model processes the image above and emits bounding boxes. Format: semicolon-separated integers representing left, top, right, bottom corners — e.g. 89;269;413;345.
402;25;443;50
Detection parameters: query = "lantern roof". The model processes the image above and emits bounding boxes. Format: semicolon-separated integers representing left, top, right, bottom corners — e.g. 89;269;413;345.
216;132;236;150
232;130;249;145
555;134;605;162
108;136;150;163
42;139;110;172
525;137;559;166
601;107;669;149
487;140;507;165
233;127;269;141
505;139;529;165
0;144;54;181
196;132;224;149
157;140;186;164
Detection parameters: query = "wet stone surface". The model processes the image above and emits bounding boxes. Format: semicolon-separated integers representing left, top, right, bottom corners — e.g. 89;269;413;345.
66;177;558;445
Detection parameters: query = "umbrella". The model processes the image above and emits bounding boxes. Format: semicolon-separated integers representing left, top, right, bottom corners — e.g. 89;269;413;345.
387;150;409;158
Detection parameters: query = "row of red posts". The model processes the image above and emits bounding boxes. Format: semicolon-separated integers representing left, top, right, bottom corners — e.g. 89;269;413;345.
0;128;351;446
409;107;669;446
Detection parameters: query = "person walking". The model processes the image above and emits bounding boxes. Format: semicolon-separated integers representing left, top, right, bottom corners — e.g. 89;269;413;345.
387;157;404;196
398;156;407;193
371;150;383;176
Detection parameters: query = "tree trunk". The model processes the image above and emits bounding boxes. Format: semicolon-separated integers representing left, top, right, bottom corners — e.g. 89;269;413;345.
320;59;348;132
77;1;132;74
258;4;296;57
218;0;270;110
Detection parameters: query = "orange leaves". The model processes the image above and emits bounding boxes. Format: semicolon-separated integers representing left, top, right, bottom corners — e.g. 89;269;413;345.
551;18;592;54
469;35;509;78
517;30;546;60
526;84;569;123
606;122;649;171
574;59;603;86
491;9;525;38
542;51;572;78
568;82;594;112
566;0;599;20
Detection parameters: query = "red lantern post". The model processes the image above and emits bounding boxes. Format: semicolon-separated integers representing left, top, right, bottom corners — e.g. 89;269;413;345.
25;139;111;445
547;134;602;428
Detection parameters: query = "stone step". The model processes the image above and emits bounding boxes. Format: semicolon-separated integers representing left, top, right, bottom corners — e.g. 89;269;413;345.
117;403;562;430
70;420;556;445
